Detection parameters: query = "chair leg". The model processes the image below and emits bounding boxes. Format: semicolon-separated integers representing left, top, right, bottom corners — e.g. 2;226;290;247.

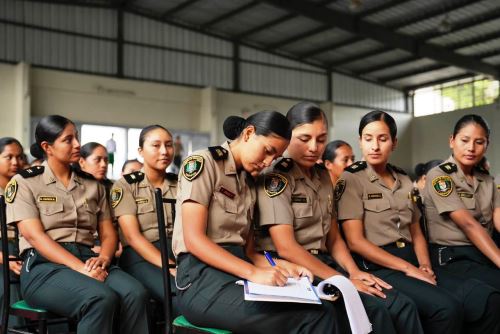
38;319;47;334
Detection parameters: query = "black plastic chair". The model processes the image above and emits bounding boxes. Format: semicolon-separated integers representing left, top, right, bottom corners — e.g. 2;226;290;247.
154;189;231;334
0;196;76;334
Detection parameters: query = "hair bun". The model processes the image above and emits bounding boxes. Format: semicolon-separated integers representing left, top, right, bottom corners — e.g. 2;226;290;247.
30;143;44;159
223;116;247;140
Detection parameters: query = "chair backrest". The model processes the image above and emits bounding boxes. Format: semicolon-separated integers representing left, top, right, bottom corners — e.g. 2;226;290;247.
0;195;12;331
154;189;176;334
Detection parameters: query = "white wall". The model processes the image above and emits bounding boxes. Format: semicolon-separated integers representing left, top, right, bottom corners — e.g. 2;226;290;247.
31;68;201;131
412;102;500;178
0;62;30;146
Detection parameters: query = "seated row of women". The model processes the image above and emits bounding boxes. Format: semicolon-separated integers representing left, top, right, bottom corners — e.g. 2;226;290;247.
0;102;498;334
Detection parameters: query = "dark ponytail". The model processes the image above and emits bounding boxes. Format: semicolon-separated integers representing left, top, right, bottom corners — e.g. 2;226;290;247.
223;111;291;141
286;101;328;130
31;115;75;159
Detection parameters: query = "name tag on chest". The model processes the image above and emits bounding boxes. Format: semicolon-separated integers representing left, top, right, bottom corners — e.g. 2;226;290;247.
135;197;149;204
291;196;307;203
38;195;57;202
458;192;473;198
367;193;383;200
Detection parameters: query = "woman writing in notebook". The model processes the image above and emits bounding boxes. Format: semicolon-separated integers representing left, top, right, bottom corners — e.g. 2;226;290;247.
172;111;341;334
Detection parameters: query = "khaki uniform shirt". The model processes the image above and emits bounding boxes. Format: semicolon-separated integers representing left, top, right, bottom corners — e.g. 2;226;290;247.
256;159;334;252
172;141;256;256
111;170;177;247
336;162;418;246
423;156;500;246
6;162;110;254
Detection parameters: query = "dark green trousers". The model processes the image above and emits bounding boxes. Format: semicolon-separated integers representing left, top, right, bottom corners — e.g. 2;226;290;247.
0;241;25;328
176;246;340;334
20;243;150;334
355;245;463;334
119;240;179;318
429;244;500;334
315;253;424;334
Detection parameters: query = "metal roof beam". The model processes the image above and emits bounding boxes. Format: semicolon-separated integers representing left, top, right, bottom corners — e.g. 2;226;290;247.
235;0;335;39
262;0;499;77
328;46;391;67
298;37;361;59
296;0;477;63
161;0;201;19
266;25;331;49
202;1;259;29
404;73;475;91
356;56;419;75
235;13;296;39
379;48;500;83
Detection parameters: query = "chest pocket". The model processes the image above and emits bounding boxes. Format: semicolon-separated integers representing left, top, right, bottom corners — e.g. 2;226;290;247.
40;202;64;216
292;199;313;218
84;201;99;215
137;203;155;215
363;199;391;213
223;197;238;214
460;196;475;210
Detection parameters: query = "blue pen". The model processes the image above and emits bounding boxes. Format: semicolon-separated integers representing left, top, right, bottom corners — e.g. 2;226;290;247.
264;251;276;267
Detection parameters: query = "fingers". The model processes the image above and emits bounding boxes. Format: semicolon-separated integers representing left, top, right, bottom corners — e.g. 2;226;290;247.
274;269;288;286
364;285;386;298
372;276;392;290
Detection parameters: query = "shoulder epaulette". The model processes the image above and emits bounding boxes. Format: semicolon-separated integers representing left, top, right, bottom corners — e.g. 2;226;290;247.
165;172;178;182
388;164;407;175
18;166;44;178
275;158;293;172
474;164;489;175
345;161;366;173
73;168;96;180
439;162;457;174
208;146;228;160
124;171;145;184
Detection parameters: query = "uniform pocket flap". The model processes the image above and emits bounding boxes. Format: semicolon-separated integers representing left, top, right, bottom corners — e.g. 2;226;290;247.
137;203;155;214
363;199;391;212
40;203;64;216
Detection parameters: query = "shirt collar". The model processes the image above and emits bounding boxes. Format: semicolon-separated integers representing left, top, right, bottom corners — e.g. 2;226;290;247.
222;141;237;176
42;161;79;190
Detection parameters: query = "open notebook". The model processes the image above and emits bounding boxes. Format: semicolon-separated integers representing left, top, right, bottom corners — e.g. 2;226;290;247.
244;275;372;334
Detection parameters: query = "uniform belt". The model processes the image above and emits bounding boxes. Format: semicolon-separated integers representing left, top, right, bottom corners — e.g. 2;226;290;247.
383;239;410;249
308;249;322;255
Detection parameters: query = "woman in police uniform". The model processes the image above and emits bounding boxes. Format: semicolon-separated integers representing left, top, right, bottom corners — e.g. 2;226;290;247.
423;115;500;321
112;125;178;313
337;110;500;334
323;140;355;185
256;102;423;334
172;111;340;334
0;137;25;327
5;115;149;334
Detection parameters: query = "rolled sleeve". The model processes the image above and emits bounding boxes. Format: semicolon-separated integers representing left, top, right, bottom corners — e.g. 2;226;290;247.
6;175;39;224
336;172;364;222
256;173;294;227
425;169;465;214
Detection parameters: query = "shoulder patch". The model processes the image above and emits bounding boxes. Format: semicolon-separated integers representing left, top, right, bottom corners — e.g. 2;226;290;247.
432;175;454;197
18;166;44;178
110;187;123;208
388;164;407;175
124;171;145;184
208;146;228;160
165;172;178;182
334;179;346;201
345;161;367;173
182;155;204;181
439;162;457;174
264;173;288;198
275;158;293;172
4;179;17;203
